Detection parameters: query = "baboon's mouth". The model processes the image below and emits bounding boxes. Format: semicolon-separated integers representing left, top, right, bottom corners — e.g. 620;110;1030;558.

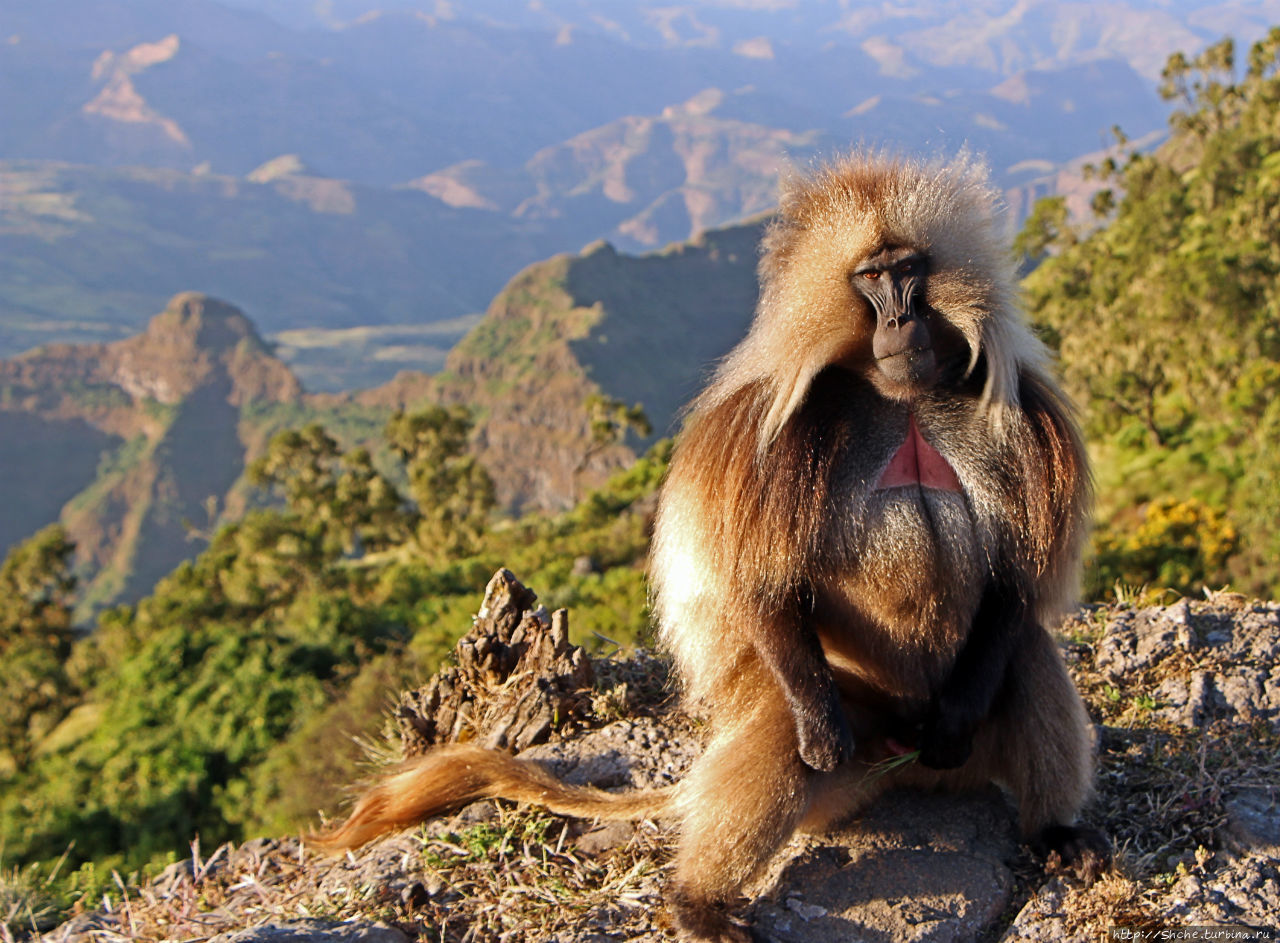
874;347;938;391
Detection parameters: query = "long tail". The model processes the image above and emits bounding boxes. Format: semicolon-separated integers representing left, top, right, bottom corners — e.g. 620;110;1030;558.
312;743;675;851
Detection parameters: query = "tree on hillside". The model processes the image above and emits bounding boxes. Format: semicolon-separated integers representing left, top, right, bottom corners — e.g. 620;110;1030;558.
0;525;77;771
1013;195;1073;269
571;394;652;502
385;406;496;561
1023;28;1280;596
248;424;408;555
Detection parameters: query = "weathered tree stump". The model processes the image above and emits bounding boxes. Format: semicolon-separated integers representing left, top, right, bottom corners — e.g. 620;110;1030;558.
395;568;596;755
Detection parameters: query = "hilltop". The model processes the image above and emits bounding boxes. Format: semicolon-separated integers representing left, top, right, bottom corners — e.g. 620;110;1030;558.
0;202;754;613
0;293;301;613
34;576;1280;941
371;222;762;511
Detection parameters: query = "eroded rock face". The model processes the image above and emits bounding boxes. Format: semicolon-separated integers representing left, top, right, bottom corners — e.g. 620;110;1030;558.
395;568;596;754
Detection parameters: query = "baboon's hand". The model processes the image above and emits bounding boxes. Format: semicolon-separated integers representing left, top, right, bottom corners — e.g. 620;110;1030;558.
918;704;975;770
794;686;855;772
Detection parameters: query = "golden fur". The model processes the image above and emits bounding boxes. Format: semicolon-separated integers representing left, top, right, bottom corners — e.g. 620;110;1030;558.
316;154;1098;943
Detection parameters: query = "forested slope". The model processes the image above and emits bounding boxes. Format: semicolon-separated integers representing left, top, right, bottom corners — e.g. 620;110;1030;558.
1023;29;1280;599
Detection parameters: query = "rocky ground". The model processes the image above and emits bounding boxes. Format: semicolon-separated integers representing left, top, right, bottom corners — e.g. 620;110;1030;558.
42;574;1280;942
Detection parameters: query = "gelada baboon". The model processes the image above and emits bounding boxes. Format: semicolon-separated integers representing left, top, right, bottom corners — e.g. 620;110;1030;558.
315;154;1106;942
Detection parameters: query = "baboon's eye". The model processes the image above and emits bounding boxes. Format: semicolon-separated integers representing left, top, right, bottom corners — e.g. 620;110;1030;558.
897;261;915;275
861;270;881;281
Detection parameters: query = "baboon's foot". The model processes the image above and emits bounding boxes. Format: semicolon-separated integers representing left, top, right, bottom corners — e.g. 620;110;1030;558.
1034;823;1111;882
668;890;765;943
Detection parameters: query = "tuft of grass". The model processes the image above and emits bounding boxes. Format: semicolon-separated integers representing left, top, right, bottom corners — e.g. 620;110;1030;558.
0;846;75;938
413;804;670;942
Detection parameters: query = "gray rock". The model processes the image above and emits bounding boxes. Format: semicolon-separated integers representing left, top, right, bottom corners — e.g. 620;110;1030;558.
572;819;638;854
396;569;596;755
999;878;1081;943
520;714;702;791
208;920;408;943
1224;787;1280;855
1164;854;1280;927
1095;605;1196;680
1096;601;1280;729
315;834;424;900
750;790;1019;943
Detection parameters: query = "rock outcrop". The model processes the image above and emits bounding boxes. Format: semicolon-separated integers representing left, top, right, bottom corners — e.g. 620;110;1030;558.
395;568;597;754
0;293;300;613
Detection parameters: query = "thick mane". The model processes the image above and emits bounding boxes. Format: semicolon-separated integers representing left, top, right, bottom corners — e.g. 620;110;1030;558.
700;154;1043;448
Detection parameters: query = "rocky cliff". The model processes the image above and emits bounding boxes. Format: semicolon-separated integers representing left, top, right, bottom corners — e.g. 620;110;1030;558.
0;216;764;607
0;292;300;612
366;221;763;513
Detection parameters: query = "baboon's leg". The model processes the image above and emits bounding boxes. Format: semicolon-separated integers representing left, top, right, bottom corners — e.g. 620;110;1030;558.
968;625;1108;875
986;625;1094;832
668;662;813;942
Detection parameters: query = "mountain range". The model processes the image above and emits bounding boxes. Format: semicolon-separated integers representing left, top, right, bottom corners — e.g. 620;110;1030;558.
0;215;766;613
4;0;1220;182
5;0;1279;610
7;0;1270;390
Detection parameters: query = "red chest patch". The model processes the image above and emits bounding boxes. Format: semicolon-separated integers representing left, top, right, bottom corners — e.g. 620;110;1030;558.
875;414;963;493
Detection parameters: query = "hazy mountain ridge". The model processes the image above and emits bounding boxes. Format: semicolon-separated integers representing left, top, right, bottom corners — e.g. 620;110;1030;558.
411;92;819;251
21;10;1168;184
1;6;771;183
3;0;1232;381
209;0;1280;83
0;293;300;613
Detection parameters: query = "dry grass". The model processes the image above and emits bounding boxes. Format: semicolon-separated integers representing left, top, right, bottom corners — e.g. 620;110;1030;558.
589;647;678;723
1030;603;1280;931
48;807;673;943
0;850;72;941
410;806;671;942
62;839;402;942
